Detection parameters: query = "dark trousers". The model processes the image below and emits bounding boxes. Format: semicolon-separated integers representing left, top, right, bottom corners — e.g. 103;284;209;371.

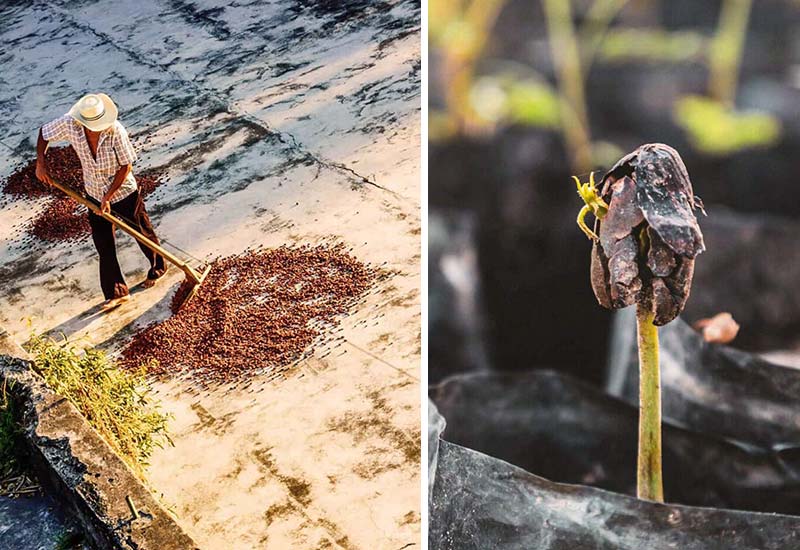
88;190;166;299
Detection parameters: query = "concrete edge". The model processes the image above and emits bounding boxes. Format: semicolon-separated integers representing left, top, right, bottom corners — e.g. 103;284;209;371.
0;331;199;550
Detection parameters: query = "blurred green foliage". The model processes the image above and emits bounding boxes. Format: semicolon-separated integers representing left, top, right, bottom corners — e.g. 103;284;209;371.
436;18;481;60
600;29;705;63
430;0;781;159
674;95;781;155
506;81;562;127
469;77;561;128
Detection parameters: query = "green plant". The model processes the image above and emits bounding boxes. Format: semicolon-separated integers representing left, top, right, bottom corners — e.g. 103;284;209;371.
672;0;782;155
505;80;561;127
674;95;781;155
0;380;19;474
430;0;508;132
28;335;171;474
54;529;84;550
0;380;41;498
573;144;705;501
543;0;593;172
432;0;786;163
709;0;753;106
468;76;560;128
635;304;662;500
430;0;630;171
599;28;705;63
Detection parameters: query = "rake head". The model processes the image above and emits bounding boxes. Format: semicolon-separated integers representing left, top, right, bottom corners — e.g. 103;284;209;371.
173;263;213;312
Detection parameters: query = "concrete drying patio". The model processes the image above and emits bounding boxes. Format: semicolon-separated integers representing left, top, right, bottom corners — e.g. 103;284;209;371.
0;1;420;548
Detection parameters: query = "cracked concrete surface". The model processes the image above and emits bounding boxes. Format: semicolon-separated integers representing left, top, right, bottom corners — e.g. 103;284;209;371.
0;1;420;548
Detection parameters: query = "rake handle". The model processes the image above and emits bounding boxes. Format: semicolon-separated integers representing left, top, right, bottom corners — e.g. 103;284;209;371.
45;176;204;285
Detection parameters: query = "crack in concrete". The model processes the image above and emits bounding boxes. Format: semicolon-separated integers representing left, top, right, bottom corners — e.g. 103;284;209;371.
343;339;419;381
0;138;17;153
42;2;403;197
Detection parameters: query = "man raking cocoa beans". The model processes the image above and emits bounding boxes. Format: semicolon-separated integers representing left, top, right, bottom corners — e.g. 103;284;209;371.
35;93;167;310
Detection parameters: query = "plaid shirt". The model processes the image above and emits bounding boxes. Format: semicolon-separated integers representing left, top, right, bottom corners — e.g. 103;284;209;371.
41;115;138;203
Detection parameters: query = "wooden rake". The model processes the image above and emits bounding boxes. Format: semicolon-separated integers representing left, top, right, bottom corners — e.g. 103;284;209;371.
46;176;211;309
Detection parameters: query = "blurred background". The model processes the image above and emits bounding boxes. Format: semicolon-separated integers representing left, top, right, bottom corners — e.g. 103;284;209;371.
429;0;800;385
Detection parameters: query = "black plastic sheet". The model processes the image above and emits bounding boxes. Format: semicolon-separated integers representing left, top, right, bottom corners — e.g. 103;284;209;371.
429;399;446;504
608;309;800;448
429;210;491;382
687;208;800;350
431;371;800;514
429;439;800;550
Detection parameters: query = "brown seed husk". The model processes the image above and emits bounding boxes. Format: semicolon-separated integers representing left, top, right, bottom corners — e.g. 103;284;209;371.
589;144;704;325
600;143;705;259
121;244;378;384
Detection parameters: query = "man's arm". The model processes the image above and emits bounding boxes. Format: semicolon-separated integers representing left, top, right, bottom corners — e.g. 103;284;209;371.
101;164;132;214
36;115;72;185
102;123;138;214
35;129;54;185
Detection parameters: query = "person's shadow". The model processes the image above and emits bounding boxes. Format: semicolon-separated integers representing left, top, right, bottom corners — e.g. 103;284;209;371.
35;278;166;347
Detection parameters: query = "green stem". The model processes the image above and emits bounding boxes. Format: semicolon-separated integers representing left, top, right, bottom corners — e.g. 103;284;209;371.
542;0;593;173
636;302;663;502
708;0;753;107
443;0;507;132
579;0;631;72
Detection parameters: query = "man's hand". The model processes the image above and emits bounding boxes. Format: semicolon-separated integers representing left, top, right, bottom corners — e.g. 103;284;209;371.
34;160;53;186
102;164;131;218
35;129;53;185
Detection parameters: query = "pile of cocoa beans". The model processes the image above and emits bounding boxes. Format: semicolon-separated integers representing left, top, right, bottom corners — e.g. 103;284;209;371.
121;245;379;384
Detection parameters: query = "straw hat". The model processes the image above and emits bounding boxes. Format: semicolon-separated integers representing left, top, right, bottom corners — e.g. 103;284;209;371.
68;93;118;132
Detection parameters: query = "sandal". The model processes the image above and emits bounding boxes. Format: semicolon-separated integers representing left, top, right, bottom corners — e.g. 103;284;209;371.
143;267;168;289
102;295;131;311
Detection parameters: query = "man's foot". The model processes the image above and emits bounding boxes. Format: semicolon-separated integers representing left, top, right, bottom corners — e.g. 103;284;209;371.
101;295;131;311
142;267;168;289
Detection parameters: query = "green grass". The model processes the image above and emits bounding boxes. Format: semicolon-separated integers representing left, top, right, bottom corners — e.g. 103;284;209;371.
54;529;84;550
0;379;41;498
28;335;171;474
0;380;20;475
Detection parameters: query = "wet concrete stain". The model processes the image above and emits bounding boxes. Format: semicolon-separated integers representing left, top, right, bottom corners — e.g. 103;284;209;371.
252;446;357;549
188;402;239;436
15;0;417;197
165;0;232;40
253;447;313;506
0;253;48;300
327;387;420;465
0;0;420;236
264;499;295;527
